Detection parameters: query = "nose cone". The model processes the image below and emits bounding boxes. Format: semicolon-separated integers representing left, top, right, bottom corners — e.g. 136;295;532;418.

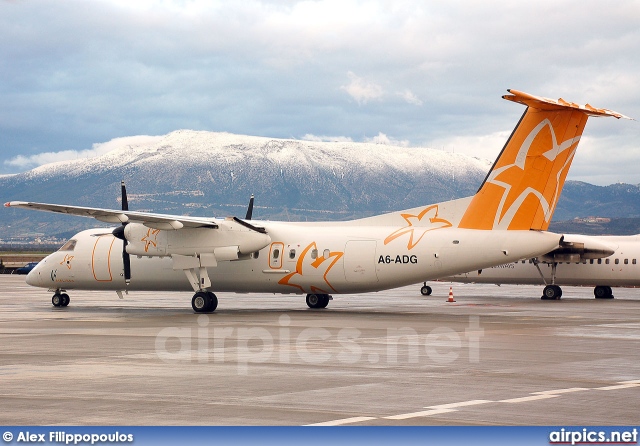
26;260;45;287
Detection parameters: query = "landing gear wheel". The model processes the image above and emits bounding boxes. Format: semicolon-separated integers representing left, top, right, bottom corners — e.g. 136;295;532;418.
594;286;614;299
192;291;208;313
420;285;432;296
60;293;70;307
542;285;562;300
192;291;218;313
306;293;330;309
206;292;218;312
52;293;62;307
317;294;329;309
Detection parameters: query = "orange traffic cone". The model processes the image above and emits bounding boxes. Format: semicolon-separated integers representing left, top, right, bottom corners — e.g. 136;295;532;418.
447;286;456;303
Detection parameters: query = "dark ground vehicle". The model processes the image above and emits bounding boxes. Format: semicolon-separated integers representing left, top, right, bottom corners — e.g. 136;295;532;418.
14;262;39;274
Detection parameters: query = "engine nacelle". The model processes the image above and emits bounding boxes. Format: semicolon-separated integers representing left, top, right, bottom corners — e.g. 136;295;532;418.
123;219;271;258
539;234;616;263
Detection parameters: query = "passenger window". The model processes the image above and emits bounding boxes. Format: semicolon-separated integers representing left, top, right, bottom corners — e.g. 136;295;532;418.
311;249;318;259
273;249;280;259
598;259;602;264
624;259;629;265
289;249;296;259
251;251;260;259
615;259;619;265
590;259;594;264
634;259;637;265
59;239;77;251
605;259;610;265
323;249;330;258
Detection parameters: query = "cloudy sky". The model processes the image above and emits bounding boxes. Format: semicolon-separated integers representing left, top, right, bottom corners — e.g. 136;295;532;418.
2;0;639;185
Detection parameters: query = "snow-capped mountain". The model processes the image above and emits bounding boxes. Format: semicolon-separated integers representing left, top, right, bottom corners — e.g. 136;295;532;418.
0;130;491;237
5;130;639;239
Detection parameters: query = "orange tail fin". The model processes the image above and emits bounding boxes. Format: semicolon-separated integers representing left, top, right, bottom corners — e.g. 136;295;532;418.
458;89;629;231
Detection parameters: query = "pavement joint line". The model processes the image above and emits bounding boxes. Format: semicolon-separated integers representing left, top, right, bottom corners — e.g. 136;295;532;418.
306;416;378;426
595;383;640;391
498;394;560;404
384;408;457;420
423;399;493;410
531;387;590;395
304;380;640;425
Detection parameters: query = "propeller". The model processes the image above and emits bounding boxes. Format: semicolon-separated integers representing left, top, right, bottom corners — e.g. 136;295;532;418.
245;194;254;220
112;181;131;285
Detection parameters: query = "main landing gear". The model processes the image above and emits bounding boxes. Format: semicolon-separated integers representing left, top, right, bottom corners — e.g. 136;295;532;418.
541;284;562;300
594;285;614;299
191;291;218;313
306;293;330;309
52;291;70;307
534;260;563;300
420;282;433;296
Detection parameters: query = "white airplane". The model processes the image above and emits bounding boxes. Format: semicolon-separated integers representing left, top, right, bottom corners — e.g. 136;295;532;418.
5;90;629;313
429;233;640;300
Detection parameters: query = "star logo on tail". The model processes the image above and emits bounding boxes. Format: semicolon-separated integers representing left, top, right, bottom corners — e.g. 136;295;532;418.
487;118;580;229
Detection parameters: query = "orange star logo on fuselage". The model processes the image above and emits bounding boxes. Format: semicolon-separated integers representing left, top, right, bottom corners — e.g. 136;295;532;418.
278;242;344;294
384;205;452;250
60;254;74;270
141;229;161;252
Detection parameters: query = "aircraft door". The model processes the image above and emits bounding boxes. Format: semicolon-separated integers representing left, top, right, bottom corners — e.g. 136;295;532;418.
268;242;284;269
343;240;379;283
92;235;116;282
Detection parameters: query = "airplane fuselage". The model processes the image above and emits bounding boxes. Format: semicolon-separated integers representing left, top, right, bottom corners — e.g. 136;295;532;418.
27;223;561;295
442;235;640;288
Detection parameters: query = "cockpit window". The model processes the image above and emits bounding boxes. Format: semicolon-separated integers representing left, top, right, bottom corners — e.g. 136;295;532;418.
59;239;77;251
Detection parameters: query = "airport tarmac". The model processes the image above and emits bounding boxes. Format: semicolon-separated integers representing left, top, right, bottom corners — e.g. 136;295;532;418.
1;274;639;426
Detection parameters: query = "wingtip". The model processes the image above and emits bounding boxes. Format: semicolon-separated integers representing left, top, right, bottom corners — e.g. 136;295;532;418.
4;202;12;208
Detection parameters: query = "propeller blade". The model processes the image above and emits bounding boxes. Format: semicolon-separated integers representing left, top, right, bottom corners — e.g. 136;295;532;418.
123;239;131;284
118;181;130;284
245;194;254;220
121;180;129;211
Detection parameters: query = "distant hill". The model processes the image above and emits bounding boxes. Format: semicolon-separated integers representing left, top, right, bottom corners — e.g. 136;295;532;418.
553;182;640;221
1;130;639;239
548;217;640;236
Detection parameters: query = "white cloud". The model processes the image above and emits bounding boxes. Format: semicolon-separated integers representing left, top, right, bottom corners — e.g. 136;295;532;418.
301;134;354;143
364;132;410;147
5;135;161;170
398;89;423;106
1;0;639;185
426;130;512;161
340;71;384;104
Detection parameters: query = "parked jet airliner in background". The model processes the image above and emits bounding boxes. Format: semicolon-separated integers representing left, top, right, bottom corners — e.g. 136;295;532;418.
430;234;640;300
5;90;629;313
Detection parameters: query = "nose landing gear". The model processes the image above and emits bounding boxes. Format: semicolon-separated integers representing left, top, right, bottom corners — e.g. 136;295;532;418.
52;291;70;307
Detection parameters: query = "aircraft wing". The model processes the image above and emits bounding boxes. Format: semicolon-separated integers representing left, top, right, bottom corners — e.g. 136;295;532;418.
4;201;218;230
